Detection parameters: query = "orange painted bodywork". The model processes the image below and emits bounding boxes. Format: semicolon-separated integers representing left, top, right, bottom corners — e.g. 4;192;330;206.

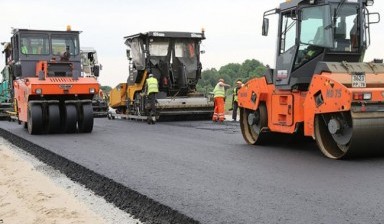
14;60;99;122
238;71;384;139
303;72;384;138
238;77;306;134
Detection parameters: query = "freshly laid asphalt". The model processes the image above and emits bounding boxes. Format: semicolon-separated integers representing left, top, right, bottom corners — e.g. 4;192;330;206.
1;118;384;224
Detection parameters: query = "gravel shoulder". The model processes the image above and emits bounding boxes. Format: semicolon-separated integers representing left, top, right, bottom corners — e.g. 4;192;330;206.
0;137;141;224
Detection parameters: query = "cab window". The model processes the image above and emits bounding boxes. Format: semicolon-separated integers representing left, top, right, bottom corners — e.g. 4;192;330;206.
52;35;79;56
280;12;297;54
20;34;49;55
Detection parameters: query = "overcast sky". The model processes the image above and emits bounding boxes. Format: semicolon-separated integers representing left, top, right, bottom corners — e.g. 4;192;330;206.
1;0;383;87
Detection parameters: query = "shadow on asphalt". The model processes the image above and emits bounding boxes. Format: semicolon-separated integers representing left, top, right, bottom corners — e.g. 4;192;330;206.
238;132;384;161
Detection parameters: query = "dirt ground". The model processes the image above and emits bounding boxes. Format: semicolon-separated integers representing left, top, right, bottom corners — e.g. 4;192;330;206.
0;139;105;224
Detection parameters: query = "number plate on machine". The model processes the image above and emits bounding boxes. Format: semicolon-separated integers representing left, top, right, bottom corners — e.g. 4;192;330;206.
352;72;366;88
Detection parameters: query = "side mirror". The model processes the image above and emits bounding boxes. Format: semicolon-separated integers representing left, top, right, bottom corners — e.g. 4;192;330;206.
126;49;132;60
12;64;22;77
368;12;380;24
262;18;269;36
93;65;100;77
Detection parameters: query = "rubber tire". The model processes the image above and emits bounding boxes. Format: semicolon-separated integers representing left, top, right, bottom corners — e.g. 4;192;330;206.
78;103;94;133
27;103;43;135
63;104;78;133
46;104;61;134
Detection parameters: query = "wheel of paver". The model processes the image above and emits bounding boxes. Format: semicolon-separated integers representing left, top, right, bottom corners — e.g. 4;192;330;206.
107;112;115;120
78;103;93;133
240;103;268;145
47;104;61;134
27;103;43;135
63;104;78;133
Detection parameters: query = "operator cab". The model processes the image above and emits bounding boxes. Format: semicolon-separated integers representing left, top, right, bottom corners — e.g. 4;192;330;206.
124;31;205;96
8;28;81;78
80;47;101;77
263;0;379;90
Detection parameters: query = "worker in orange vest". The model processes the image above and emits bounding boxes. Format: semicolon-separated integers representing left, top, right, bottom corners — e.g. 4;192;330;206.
212;78;230;122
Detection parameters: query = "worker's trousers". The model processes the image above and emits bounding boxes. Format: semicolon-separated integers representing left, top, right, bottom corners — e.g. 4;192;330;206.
147;93;157;116
212;97;225;122
232;101;239;121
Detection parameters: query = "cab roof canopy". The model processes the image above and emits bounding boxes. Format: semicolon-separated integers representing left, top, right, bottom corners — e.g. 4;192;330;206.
124;31;205;41
279;0;370;10
12;28;80;35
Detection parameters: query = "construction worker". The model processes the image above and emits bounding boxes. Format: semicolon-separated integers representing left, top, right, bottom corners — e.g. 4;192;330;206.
99;89;104;99
145;73;159;124
21;38;38;54
232;80;243;121
350;17;358;49
212;78;230;122
21;39;29;54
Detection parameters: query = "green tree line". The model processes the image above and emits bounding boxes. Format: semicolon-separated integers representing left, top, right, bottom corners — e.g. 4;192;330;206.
197;59;267;94
100;85;112;94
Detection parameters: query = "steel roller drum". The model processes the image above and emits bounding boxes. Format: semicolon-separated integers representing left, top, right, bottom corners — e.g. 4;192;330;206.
315;111;384;159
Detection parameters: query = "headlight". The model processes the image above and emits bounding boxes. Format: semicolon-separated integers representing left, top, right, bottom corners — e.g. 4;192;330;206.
89;88;95;94
363;93;372;100
35;88;42;94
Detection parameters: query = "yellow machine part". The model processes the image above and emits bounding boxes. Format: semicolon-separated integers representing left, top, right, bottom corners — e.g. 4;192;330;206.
127;71;148;106
109;71;148;109
109;83;128;108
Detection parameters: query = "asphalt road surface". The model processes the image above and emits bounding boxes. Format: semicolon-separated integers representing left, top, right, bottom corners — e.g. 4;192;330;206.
1;118;384;224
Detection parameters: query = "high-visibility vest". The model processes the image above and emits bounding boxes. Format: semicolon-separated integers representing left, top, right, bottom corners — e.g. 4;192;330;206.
233;87;238;102
213;82;225;98
146;77;159;95
21;46;28;54
21;46;37;54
